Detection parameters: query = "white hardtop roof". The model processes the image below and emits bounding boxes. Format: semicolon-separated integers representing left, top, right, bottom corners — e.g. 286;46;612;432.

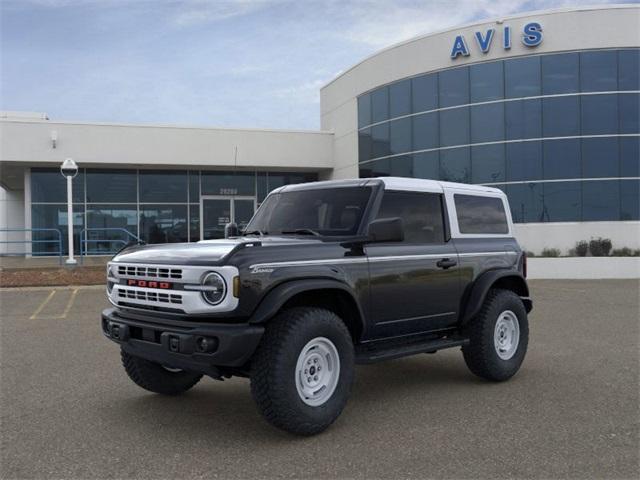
378;177;504;195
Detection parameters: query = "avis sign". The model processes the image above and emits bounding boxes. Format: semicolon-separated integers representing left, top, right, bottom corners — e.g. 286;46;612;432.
450;22;543;59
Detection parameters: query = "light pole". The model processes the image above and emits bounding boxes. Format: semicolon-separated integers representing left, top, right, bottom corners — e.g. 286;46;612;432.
60;158;78;265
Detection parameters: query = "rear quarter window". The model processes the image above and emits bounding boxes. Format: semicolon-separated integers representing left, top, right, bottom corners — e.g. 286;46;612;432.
454;194;509;234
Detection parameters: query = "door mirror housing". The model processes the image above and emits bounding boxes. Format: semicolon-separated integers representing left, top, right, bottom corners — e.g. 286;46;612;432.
224;222;239;238
367;217;404;243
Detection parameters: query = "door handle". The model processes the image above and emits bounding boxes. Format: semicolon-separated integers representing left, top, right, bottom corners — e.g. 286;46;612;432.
436;258;457;269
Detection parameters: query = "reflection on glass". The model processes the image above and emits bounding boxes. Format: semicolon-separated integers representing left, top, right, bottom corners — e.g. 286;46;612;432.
505;56;541;98
389;117;411;155
582;137;619;178
86;205;138;254
371;87;389;123
31;204;85;255
389;79;411;118
506;142;543;182
371;123;390;158
440;108;469;147
580;50;617;92
139;170;187;203
470;61;504;102
507;183;543;223
139;205;188;243
86;169;136;203
358;94;372;128
440;148;470;183
189;205;200;242
542;53;579;95
470;103;504;143
618;49;640;91
412;112;438;151
543;96;580;137
471;144;505;184
411;74;438;113
543;139;581;180
581;95;618;135
201;199;230;240
439;67;469;108
620;180;640;220
543;182;581;222
413;151;440;180
619;93;640;134
505;99;542;140
31;169;85;203
582;180;619;221
359;129;372;162
620;137;640;177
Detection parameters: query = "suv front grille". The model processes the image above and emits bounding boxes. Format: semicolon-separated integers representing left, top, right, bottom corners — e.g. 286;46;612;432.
118;288;183;305
117;265;182;279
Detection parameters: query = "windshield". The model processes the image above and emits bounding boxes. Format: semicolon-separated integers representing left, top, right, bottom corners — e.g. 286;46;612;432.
245;187;372;237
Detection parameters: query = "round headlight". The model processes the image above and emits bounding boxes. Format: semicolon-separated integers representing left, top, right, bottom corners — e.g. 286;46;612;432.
106;265;115;293
201;272;226;305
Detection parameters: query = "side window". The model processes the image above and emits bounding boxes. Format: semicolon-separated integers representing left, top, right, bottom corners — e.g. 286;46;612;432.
454;194;509;234
376;191;445;243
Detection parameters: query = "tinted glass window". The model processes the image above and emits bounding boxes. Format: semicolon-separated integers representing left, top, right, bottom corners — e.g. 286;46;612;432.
507;183;543;223
582;137;619;178
389;79;411;118
618;49;640;91
505;98;542;140
470;103;504;143
440;107;469;147
439;67;469;107
581;51;617;92
440;148;470;183
581;94;618;135
371;123;390;158
471;144;505;184
543;182;581;222
411;74;438;113
505;56;541;98
366;158;391;177
542;96;580;137
31;204;84;255
620;137;640;177
455;194;508;234
86;204;138;253
542;53;579;94
388;155;412;177
189;204;200;242
412;112;438;151
376;191;444;243
188;171;200;203
412;151;440;180
266;173;317;192
31;168;84;203
201;171;255;196
470;61;504;102
358;94;372;128
139;205;188;243
582;180;619;221
620;180;640;220
86;169;136;203
139;170;187;203
359;128;373;162
543;139;581;180
389;117;411;155
619;93;640;134
506;141;543;181
371;87;389;123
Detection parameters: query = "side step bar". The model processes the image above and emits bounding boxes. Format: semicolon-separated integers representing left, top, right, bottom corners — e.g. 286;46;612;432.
355;335;469;364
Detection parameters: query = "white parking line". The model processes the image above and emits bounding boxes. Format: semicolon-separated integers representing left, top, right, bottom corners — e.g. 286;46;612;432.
29;290;57;319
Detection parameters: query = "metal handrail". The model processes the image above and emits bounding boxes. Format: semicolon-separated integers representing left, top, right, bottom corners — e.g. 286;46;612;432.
0;228;64;264
79;228;144;261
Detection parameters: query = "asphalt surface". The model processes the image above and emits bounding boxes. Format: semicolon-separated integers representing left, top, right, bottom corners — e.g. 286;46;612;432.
1;280;638;479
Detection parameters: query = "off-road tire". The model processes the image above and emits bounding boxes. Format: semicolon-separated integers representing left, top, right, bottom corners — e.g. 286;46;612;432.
250;307;355;436
121;349;203;395
462;288;529;381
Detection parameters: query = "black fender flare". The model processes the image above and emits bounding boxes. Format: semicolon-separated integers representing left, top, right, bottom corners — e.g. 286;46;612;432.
460;269;532;326
248;278;366;334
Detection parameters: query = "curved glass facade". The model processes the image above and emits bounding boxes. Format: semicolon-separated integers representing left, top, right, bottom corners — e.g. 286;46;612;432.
357;49;640;223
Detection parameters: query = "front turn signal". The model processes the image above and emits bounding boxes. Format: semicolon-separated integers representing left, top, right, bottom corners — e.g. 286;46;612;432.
233;276;240;298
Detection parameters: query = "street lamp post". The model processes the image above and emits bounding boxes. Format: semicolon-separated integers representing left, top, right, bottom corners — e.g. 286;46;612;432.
60;158;78;265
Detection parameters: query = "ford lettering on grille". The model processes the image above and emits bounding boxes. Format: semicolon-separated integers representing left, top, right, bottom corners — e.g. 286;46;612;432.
126;279;173;289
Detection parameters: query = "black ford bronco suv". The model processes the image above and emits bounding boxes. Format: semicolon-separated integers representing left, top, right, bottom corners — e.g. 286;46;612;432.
102;177;532;435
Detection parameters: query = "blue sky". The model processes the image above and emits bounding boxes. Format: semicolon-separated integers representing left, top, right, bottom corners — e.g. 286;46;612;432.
0;0;631;130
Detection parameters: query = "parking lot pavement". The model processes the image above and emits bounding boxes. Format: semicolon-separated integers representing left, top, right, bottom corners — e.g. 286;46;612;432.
1;280;638;479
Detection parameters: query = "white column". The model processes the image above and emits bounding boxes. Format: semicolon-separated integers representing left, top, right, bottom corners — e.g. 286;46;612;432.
66;175;77;265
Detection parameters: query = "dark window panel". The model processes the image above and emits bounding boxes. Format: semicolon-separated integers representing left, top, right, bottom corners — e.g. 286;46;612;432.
471;144;505;184
543;139;581;180
358;128;373;162
506;141;543;181
439;107;469;147
359;165;374;178
367;158;392;177
86;204;138;253
454;194;509;234
439;67;469;108
31;204;84;255
505;56;541;98
582;180;620;221
139;205;189;244
86;169;136;203
389;79;411;118
620;137;640;177
507;183;543;223
470;103;504;143
139;170;188;203
377;191;445;243
505;98;542;140
470;61;504;102
618;49;640;91
581;94;619;135
31;168;85;203
580;50;617;92
389;117;412;155
411;74;438;113
266;173;317;193
201;171;255;196
619;93;640;134
189;204;200;242
189;171;200;203
412;151;440;180
582;137;619;178
543;182;581;222
256;172;268;203
371;123;390;159
542;96;580;137
358;94;372;128
542;52;579;95
620;180;640;220
371;87;389;123
389;155;413;177
412;112;439;151
440;148;470;183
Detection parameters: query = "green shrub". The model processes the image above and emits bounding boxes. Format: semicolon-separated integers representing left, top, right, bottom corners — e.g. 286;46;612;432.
541;248;561;257
611;247;640;257
589;237;612;257
526;251;535;258
574;240;589;257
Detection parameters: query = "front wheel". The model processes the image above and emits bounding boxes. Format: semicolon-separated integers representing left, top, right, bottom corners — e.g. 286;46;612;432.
462;289;529;381
250;307;355;436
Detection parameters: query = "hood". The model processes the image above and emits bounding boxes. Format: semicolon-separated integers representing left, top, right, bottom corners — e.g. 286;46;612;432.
111;236;324;265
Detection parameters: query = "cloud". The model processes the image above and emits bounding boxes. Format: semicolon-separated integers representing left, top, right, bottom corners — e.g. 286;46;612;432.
170;0;283;27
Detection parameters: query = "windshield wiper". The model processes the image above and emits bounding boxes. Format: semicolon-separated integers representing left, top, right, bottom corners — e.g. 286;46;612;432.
243;229;267;236
281;228;321;237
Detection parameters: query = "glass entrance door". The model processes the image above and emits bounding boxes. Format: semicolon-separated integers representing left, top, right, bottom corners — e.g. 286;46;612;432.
200;196;256;240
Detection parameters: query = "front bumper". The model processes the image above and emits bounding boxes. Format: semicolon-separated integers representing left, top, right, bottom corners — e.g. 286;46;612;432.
101;308;264;375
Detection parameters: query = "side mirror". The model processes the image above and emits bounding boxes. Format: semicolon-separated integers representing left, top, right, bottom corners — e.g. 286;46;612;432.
367;217;404;243
224;222;239;238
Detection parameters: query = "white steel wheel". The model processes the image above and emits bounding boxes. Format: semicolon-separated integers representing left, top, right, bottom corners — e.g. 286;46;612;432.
295;337;340;407
494;310;520;360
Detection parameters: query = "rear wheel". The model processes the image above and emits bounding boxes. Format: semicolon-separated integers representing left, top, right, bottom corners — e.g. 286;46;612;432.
462;289;529;381
121;349;202;395
250;307;355;436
